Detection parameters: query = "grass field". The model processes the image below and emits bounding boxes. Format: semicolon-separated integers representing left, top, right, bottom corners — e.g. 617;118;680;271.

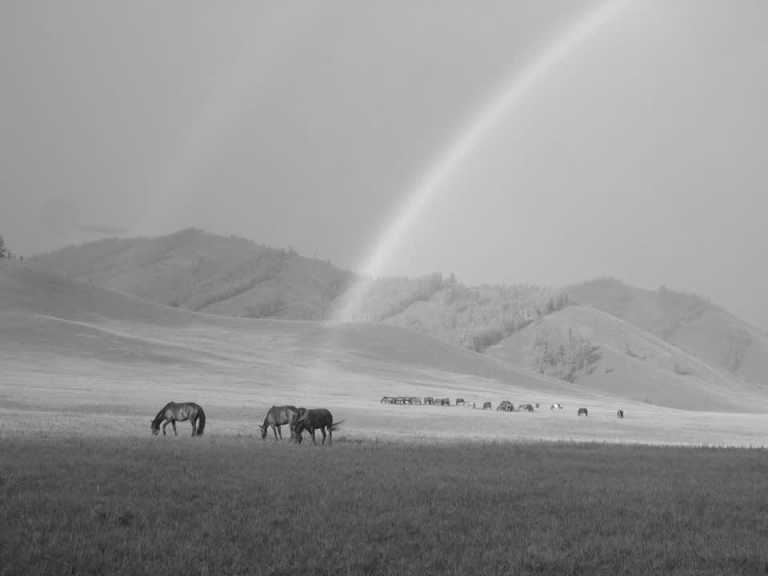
3;437;768;576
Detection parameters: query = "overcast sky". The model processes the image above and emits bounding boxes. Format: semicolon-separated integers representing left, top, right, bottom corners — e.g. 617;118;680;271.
1;1;768;328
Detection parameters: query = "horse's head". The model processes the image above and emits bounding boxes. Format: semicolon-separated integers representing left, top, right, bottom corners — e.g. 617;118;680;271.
150;420;160;435
258;423;268;440
290;417;306;444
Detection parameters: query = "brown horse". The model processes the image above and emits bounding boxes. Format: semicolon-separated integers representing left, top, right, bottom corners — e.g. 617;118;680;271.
151;402;206;436
578;407;588;416
291;408;340;445
259;405;298;440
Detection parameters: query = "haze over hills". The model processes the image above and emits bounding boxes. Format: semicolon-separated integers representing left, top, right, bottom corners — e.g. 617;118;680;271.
25;229;768;407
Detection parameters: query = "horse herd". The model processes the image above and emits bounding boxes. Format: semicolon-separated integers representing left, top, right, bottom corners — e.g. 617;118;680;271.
381;396;625;419
150;401;340;444
148;399;625;442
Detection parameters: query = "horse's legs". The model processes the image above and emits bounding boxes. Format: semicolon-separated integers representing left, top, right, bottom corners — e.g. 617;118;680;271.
277;425;283;440
162;420;169;436
172;421;177;436
310;429;317;445
191;418;196;436
321;428;327;445
272;425;279;440
328;426;332;446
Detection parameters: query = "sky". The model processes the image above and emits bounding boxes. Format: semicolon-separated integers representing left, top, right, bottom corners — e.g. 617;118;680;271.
1;1;768;328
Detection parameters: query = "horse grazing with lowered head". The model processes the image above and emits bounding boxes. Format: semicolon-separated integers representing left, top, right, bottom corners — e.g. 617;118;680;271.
292;408;340;445
617;409;624;419
577;407;588;417
151;402;206;437
259;405;298;440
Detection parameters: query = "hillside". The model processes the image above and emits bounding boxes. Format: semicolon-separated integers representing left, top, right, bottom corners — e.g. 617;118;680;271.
30;229;565;349
31;229;352;321
487;305;768;411
568;278;768;387
0;258;586;398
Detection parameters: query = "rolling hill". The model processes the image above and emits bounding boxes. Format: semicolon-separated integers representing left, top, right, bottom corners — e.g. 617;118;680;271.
568;278;768;387
21;231;768;413
487;305;768;411
30;229;565;349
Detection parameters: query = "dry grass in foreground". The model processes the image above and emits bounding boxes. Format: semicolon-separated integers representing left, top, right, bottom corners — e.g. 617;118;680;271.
2;437;768;575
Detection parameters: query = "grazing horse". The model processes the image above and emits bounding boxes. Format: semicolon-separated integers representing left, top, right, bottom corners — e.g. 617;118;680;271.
259;405;298;440
550;403;564;410
292;408;339;445
577;407;588;417
151;402;206;436
482;401;492;410
617;409;624;419
497;400;514;412
519;403;534;412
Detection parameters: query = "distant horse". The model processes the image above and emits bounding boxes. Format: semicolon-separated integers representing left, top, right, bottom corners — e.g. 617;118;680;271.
151;402;206;437
259;405;298;440
617;409;624;419
456;398;466;406
437;397;450;406
577;407;588;417
423;396;435;405
292;408;340;445
381;396;394;404
497;400;514;412
519;403;534;412
550;403;564;410
482;401;492;410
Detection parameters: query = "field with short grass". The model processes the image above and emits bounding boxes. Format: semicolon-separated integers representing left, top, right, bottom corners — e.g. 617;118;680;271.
3;437;768;576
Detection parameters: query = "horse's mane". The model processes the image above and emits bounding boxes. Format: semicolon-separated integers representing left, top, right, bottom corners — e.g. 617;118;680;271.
151;402;173;427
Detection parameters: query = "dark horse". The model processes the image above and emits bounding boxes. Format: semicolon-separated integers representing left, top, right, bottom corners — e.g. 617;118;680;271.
259;405;298;440
151;402;206;436
617;409;624;419
291;408;339;445
577;407;588;417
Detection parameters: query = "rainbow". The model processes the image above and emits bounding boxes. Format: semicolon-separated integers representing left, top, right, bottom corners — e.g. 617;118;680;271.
332;0;632;323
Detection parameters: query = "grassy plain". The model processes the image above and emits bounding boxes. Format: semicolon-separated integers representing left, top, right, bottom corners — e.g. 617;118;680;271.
3;437;768;576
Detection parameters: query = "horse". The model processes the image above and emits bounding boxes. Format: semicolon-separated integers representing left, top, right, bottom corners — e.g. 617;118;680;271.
482;401;492;410
519;403;534;412
292;408;340;445
550;403;564;410
617;409;624;419
151;402;206;437
259;405;298;440
497;400;514;412
456;398;466;406
577;407;588;416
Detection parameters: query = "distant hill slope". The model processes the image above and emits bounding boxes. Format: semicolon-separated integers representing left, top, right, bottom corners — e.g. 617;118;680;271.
487;305;768;411
31;229;352;320
30;229;565;349
6;256;768;413
0;258;589;401
567;278;768;387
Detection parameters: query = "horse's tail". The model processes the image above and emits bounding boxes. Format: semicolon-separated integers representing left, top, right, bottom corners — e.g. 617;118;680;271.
329;419;344;431
196;406;206;436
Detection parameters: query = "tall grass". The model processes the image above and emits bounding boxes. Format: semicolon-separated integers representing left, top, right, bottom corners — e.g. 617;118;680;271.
2;437;768;575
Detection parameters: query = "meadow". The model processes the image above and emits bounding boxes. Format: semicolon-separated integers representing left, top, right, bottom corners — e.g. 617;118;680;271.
2;436;768;576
